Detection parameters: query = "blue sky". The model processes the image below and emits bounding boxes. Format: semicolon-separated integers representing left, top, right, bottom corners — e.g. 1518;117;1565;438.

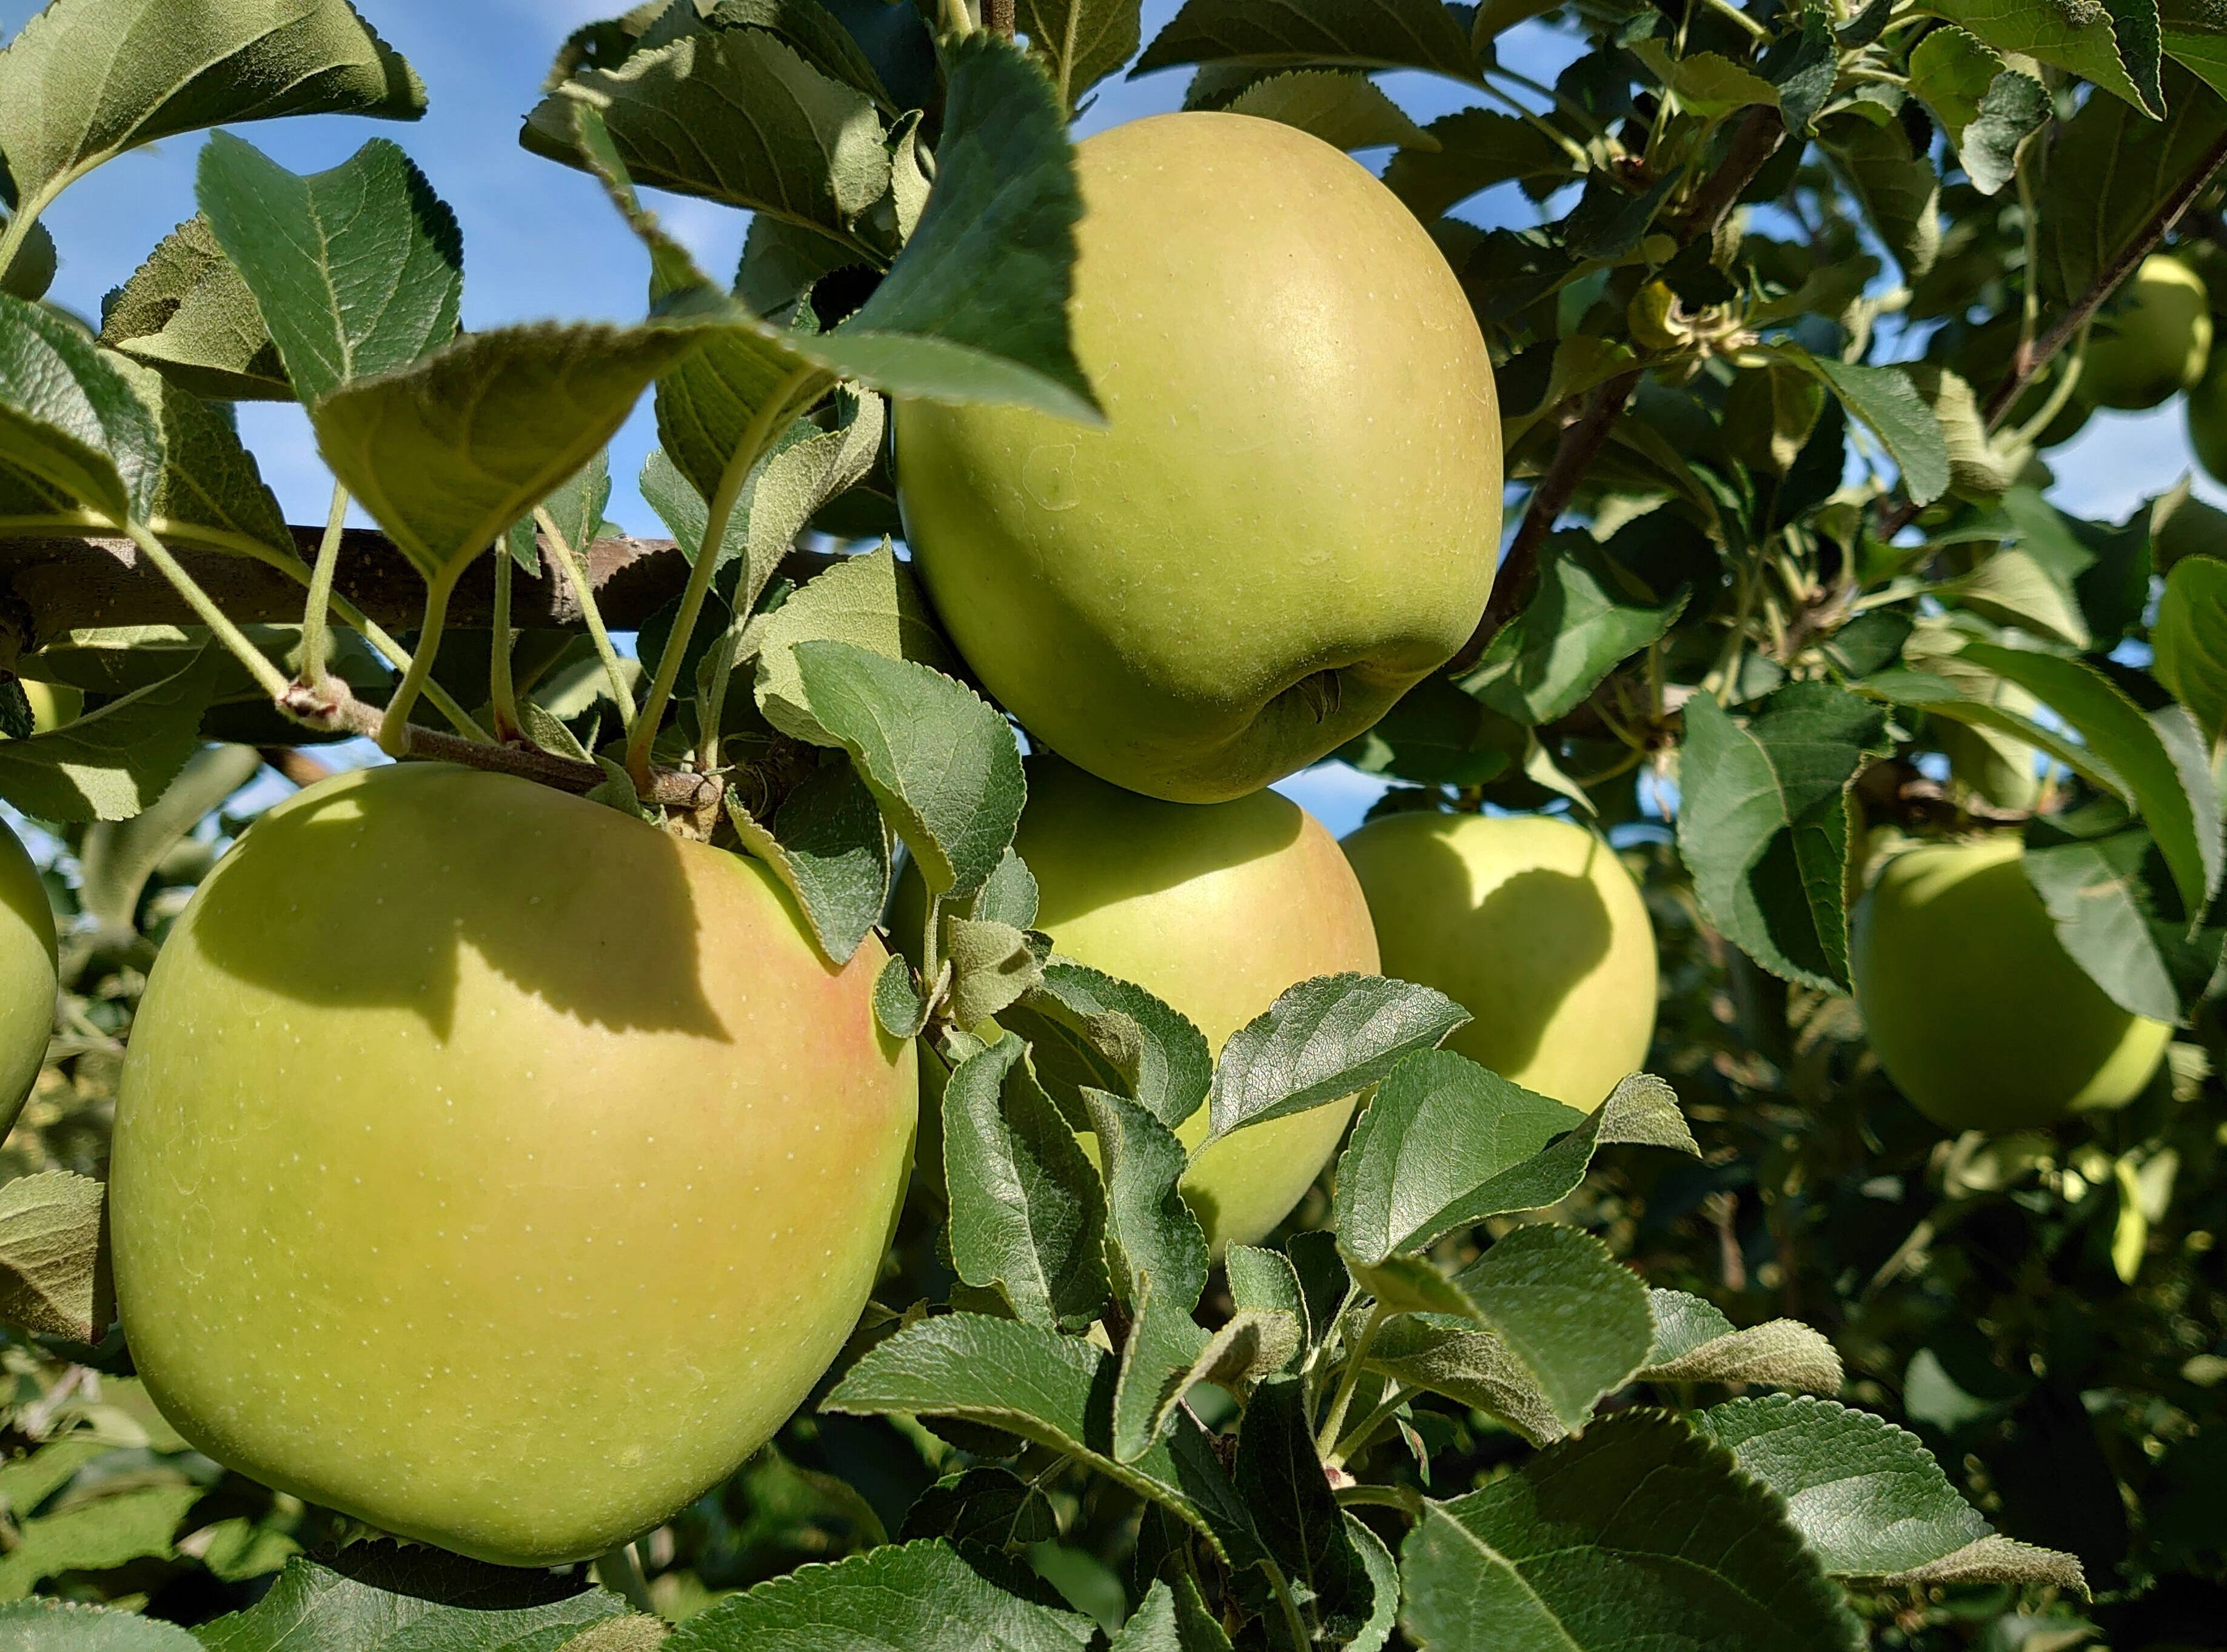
3;0;2214;834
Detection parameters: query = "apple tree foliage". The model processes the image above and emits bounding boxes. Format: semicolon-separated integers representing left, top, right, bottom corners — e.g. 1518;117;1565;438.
0;0;2220;1645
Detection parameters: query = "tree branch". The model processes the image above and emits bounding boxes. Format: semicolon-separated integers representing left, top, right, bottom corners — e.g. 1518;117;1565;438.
986;0;1014;37
0;529;839;649
1453;105;1786;670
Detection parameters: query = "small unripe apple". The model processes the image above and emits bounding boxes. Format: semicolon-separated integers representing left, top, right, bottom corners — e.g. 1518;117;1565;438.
2082;253;2211;411
901;758;1378;1251
0;819;57;1138
1339;811;1656;1111
111;764;916;1566
894;112;1502;804
1850;836;2170;1132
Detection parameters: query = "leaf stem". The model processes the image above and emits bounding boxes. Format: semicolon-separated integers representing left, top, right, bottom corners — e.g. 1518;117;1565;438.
1262;1559;1314;1652
118;521;292;701
491;540;522;743
378;564;464;757
592;1545;657;1614
296;480;351;689
626;369;815;794
1316;1301;1391;1459
536;506;635;731
1328;1382;1409;1469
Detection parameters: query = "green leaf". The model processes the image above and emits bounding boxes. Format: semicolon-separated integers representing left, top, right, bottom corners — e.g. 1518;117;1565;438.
1676;683;1890;992
195;133;463;405
2021;817;2219;1022
1108;1579;1234;1652
1460;540;1688;726
1364;1225;1655;1445
874;953;930;1041
900;1466;1058;1554
0;649;223;824
1110;1271;1213;1463
1923;0;2161;115
945;916;1050;1028
106;355;292;555
0;1602;200;1651
1775;347;1952;507
1222;70;1436;150
943;1035;1111;1333
2165;0;2227;98
1938;543;2091;646
0;1483;199;1601
0;1170;109;1343
1335;1059;1696;1265
1909;30;2049;195
1398;1412;1864;1651
1335;677;1512;790
1722;362;1828;476
1696;1394;2089;1591
312;321;703;581
1641;1289;1846;1392
195;1548;630;1652
1206;975;1468;1142
77;744;263;940
1629;41;1781;118
666;1539;1092;1651
524;26;890;244
970;850;1040;930
1082;1088;1208;1316
1136;0;1480;79
823;1313;1251;1561
2153;553;2227;744
1963;640;2223;914
0;292;163;524
99;215;291;401
1381;107;1575;221
1019;0;1142;112
0;0;422;223
755;538;954;745
1226;1243;1310;1363
1818;115;1943;282
791;642;1025;901
1236;1376;1376;1639
725;757;891;967
1005;962;1214;1131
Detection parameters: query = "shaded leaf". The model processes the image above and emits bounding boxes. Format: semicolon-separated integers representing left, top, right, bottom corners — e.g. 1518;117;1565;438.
726;757;891;967
1641;1289;1845;1392
0;1171;109;1343
99;215;290;401
1005;961;1213;1131
0;293;163;524
1134;0;1479;79
755;539;956;745
1459;540;1687;726
0;649;224;824
196;1548;629;1652
1224;70;1435;151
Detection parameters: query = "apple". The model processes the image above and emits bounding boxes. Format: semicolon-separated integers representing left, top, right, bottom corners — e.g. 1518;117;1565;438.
12;679;82;732
0;818;57;1138
1850;835;2170;1132
898;757;1379;1252
2081;253;2212;411
109;763;916;1566
2188;349;2227;486
892;111;1503;805
1339;811;1656;1111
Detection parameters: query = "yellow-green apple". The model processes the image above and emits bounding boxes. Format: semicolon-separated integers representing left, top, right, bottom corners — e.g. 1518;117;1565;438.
892;112;1502;804
899;757;1379;1251
8;680;82;732
2188;350;2227;485
2082;253;2211;410
1850;835;2170;1131
1340;811;1656;1109
0;818;56;1137
110;763;916;1566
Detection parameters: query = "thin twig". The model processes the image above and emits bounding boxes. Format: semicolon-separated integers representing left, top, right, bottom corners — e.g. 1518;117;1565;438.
985;0;1014;37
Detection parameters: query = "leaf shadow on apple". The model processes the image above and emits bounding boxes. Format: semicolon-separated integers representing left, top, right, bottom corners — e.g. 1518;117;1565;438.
180;767;728;1041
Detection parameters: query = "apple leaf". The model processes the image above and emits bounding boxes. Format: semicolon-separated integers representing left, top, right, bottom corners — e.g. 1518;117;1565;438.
1460;540;1689;726
2166;0;2227;99
1640;1290;1846;1393
944;917;1050;1029
791;641;1025;902
1381;108;1577;222
511;449;617;577
195;134;464;405
2021;812;2223;1022
969;849;1041;931
1908;30;2049;196
1205;974;1470;1143
1676;681;1889;992
2153;553;2227;744
1399;1412;1864;1651
1695;1395;2088;1592
311;321;705;581
195;1547;631;1652
1111;1271;1213;1463
942;1035;1111;1334
1628;41;1782;118
1233;1377;1381;1644
0;1482;201;1602
1082;1088;1208;1316
0;0;422;226
0;293;163;526
899;1466;1058;1554
825;1312;1252;1562
1107;1580;1233;1652
1362;1225;1654;1446
1771;347;1952;507
1135;0;1479;81
1221;70;1437;152
1004;961;1214;1132
77;743;264;943
1333;1056;1696;1265
99;216;292;401
724;756;891;968
0;1171;110;1343
0;649;224;824
666;1539;1093;1652
1225;1244;1310;1366
1924;0;2159;117
1019;0;1142;113
105;356;291;556
0;1602;202;1651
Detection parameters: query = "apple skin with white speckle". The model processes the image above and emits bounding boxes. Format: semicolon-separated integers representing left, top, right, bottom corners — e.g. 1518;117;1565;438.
0;818;57;1138
110;763;916;1567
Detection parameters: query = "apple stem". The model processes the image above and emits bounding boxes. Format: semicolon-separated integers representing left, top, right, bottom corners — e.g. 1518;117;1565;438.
378;564;465;757
489;538;523;744
296;479;352;693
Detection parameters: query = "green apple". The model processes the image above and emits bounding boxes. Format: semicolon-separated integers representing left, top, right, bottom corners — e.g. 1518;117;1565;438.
2;678;82;735
892;112;1503;805
2188;348;2227;486
1340;811;1656;1111
900;757;1379;1251
1850;835;2170;1132
2082;253;2212;411
0;818;57;1138
110;763;916;1566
